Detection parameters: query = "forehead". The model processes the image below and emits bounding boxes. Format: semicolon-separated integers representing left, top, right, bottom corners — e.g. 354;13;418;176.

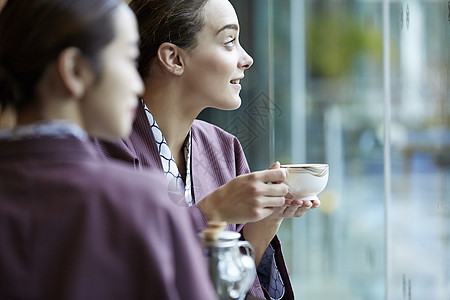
106;5;139;51
203;0;239;33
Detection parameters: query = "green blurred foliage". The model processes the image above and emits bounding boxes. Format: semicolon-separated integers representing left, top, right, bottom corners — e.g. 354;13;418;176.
306;12;383;78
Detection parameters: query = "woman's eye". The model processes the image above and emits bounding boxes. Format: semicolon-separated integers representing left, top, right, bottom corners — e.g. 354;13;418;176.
225;38;236;47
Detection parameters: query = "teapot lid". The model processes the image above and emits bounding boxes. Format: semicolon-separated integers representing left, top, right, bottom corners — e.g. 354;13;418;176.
216;230;241;241
199;230;241;247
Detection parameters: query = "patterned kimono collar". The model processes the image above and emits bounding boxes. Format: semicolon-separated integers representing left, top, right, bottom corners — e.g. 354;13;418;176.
0;120;87;141
142;102;193;206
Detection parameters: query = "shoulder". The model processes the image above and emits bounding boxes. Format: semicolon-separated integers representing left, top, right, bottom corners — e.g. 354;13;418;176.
192;119;240;146
191;119;250;176
91;137;137;166
66;159;170;211
87;160;165;196
74;160;192;233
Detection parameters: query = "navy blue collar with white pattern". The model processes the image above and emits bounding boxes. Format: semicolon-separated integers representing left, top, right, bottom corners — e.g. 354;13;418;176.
142;101;193;206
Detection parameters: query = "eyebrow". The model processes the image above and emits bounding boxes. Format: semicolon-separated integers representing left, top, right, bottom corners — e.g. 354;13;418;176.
216;24;238;35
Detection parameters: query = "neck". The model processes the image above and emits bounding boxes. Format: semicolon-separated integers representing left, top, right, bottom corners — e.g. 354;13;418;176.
16;99;83;129
142;78;200;155
24;68;85;130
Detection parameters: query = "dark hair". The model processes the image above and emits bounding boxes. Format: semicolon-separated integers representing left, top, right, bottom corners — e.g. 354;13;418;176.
129;0;208;78
0;0;121;109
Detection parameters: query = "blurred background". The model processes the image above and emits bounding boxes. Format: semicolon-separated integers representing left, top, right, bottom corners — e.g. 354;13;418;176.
199;0;450;299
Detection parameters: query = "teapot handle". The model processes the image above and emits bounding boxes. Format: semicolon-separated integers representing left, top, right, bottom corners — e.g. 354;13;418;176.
237;241;255;259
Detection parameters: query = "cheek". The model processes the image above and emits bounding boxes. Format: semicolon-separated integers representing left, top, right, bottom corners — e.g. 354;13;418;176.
196;61;234;94
209;55;234;77
102;68;139;110
87;78;127;133
193;50;234;79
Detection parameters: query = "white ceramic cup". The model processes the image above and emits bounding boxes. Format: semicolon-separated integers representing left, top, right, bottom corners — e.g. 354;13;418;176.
281;164;329;201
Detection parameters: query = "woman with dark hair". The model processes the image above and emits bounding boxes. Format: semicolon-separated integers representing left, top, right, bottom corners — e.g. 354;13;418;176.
0;1;217;299
95;0;321;299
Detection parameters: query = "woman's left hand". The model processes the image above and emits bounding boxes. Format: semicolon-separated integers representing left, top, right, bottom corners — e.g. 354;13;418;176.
269;198;321;219
265;162;321;219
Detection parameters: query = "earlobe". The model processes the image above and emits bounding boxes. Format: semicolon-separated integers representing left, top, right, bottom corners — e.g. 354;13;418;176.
57;47;92;98
157;42;184;75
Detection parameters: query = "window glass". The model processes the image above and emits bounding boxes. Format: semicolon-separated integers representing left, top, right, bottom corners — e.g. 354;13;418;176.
198;0;450;298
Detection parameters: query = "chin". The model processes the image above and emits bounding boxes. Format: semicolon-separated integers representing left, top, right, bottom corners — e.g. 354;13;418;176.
219;98;242;111
117;126;132;139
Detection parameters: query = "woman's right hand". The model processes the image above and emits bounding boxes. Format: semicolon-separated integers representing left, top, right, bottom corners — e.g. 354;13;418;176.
197;167;289;224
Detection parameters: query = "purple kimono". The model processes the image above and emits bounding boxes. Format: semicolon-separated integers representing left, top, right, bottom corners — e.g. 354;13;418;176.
94;105;295;300
0;133;217;300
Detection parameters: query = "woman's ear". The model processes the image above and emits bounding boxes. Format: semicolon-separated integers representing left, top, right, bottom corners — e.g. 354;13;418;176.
57;47;94;98
157;42;184;76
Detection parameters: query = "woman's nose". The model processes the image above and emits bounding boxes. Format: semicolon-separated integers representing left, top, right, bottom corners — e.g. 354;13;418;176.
239;46;253;70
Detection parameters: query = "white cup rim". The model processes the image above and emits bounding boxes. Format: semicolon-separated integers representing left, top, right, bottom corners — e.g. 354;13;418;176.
281;163;328;168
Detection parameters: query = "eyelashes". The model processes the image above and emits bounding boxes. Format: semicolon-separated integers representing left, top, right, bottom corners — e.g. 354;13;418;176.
225;37;236;47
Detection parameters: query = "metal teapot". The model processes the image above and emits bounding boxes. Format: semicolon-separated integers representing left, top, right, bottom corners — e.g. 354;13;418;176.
200;224;256;300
